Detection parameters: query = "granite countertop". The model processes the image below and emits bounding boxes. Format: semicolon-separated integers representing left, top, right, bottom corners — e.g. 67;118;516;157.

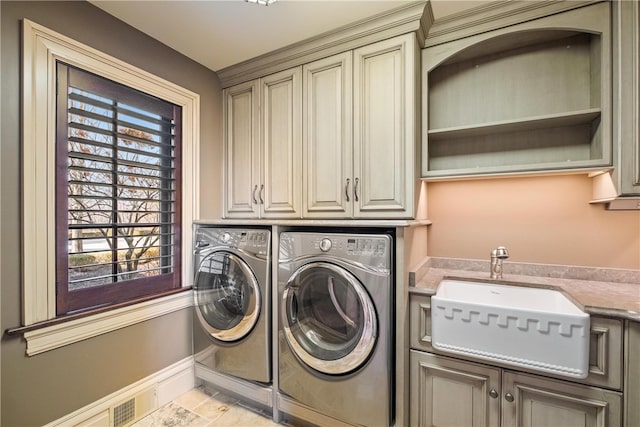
410;257;640;321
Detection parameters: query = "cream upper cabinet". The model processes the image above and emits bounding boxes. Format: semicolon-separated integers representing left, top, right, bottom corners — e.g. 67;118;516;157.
224;67;302;218
353;33;418;219
224;80;260;218
260;67;302;218
226;33;418;219
303;52;353;217
303;34;418;219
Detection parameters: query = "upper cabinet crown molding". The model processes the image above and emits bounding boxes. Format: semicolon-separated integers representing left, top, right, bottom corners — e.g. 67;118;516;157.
217;1;432;88
425;0;602;48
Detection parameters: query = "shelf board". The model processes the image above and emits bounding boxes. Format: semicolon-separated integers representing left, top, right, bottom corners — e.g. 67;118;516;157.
423;162;608;180
428;108;601;141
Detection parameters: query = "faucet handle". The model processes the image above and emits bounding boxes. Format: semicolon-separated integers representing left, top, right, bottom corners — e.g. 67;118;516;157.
492;246;509;259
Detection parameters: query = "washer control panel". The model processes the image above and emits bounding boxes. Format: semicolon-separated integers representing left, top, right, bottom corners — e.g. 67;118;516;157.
196;227;270;255
312;235;389;258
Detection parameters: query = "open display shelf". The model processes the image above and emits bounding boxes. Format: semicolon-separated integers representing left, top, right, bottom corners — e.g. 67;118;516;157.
422;2;611;179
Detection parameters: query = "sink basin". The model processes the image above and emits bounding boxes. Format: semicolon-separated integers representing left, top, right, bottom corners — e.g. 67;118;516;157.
431;279;590;379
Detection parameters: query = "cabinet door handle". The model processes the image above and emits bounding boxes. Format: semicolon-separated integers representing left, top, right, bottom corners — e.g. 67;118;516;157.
354;177;360;202
489;389;499;399
345;178;351;202
259;184;264;204
252;185;258;205
505;392;514;403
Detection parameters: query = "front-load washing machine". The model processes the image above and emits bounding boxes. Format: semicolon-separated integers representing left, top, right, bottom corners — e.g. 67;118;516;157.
278;231;393;426
193;226;271;384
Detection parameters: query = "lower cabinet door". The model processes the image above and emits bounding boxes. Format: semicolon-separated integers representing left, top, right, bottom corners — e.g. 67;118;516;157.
410;350;501;427
502;371;623;427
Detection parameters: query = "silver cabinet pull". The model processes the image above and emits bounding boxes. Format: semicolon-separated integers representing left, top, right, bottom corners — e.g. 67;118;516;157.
489;389;499;399
505;392;514;403
259;184;264;204
354;177;360;202
345;178;351;202
252;185;258;204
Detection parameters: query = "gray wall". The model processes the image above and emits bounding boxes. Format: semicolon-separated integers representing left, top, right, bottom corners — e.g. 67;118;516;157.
1;2;223;425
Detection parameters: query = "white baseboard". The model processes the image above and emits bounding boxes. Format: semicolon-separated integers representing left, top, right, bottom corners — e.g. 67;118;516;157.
46;356;195;427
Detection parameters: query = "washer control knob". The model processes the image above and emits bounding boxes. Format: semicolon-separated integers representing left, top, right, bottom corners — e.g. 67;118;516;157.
221;232;231;243
319;238;332;252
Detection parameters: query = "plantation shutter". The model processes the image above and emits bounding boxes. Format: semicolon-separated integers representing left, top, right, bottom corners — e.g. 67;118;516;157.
56;63;182;315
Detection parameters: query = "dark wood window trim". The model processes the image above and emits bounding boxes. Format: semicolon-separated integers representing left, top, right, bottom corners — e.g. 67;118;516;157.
56;63;182;316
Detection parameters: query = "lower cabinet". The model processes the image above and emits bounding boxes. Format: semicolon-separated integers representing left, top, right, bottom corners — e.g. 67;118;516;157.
411;350;623;427
410;351;500;427
502;370;622;427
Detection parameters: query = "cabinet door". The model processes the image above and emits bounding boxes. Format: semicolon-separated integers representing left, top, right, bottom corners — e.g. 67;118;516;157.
224;80;260;218
353;33;417;219
410;350;501;427
625;321;640;427
260;67;302;218
614;0;640;195
302;52;353;218
502;371;622;427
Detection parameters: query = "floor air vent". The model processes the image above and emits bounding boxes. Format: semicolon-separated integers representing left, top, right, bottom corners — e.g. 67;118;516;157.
113;398;135;427
111;387;156;427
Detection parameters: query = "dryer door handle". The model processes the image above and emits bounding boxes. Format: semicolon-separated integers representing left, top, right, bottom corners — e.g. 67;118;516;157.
282;286;298;322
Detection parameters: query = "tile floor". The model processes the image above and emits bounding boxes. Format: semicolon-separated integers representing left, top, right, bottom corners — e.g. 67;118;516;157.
131;386;282;427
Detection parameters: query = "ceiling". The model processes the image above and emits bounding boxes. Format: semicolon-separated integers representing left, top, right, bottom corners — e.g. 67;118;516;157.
90;0;490;72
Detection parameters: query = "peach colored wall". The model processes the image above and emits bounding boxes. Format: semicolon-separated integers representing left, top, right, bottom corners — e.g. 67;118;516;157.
426;174;640;269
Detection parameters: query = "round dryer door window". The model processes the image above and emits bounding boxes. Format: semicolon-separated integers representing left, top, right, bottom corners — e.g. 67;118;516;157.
282;261;377;375
195;251;260;342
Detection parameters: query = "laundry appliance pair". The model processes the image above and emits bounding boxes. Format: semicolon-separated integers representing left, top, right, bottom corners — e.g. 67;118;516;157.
193;225;394;426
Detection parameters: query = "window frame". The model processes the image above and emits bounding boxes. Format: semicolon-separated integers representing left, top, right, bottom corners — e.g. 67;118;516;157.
22;19;199;353
56;63;182;315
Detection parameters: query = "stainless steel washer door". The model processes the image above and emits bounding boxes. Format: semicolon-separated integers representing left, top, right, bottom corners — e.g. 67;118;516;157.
282;261;377;375
195;251;260;342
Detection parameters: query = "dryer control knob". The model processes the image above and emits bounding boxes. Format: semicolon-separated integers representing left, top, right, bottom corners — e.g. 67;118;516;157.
319;238;332;252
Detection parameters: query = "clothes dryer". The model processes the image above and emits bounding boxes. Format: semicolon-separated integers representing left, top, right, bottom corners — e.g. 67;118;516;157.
278;231;393;426
193;226;271;384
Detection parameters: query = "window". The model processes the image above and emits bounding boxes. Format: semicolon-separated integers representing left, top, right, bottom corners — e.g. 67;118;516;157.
56;64;182;315
21;20;199;354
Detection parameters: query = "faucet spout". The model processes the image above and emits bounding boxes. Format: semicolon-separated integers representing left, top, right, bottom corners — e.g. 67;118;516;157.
490;246;509;279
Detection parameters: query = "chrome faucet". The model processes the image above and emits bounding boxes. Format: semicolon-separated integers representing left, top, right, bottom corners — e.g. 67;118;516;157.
490;246;509;279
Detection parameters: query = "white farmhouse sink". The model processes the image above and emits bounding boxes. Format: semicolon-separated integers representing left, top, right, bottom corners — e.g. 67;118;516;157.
431;279;590;379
